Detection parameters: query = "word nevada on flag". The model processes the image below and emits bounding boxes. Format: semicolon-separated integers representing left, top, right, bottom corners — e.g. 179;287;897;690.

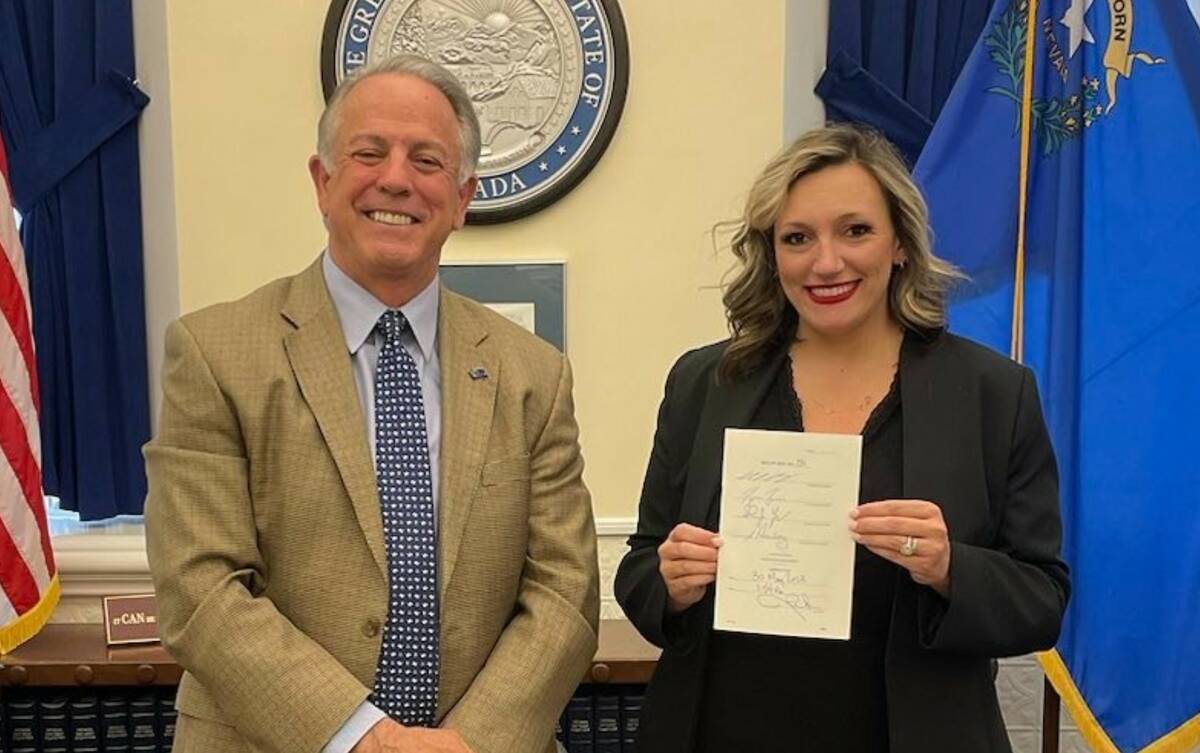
915;0;1200;751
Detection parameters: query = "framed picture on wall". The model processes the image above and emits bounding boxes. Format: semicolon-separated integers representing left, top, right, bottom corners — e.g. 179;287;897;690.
439;261;566;352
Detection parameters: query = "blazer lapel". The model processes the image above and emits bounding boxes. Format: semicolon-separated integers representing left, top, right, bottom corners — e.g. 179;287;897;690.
435;290;498;602
681;349;788;530
900;333;986;534
281;260;387;579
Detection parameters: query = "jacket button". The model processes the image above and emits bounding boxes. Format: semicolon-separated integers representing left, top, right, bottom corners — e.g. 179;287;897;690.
362;619;381;638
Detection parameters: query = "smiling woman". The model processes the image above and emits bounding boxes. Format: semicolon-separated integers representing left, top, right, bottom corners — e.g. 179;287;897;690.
772;162;906;348
614;124;1070;753
719;125;962;386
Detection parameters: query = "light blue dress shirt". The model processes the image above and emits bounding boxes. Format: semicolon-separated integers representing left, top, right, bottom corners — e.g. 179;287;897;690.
320;251;442;752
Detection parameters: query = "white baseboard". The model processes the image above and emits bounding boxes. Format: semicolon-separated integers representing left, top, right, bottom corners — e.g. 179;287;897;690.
595;517;636;537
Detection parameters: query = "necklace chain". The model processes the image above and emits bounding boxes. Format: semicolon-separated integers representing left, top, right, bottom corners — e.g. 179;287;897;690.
791;359;898;417
799;389;884;416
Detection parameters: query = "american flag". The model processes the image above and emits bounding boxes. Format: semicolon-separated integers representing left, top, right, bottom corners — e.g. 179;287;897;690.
0;118;57;654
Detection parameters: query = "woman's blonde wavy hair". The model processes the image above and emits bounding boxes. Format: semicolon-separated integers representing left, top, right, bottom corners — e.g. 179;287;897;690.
718;123;963;382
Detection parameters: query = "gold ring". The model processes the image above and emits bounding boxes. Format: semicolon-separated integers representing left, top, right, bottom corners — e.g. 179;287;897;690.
900;536;918;556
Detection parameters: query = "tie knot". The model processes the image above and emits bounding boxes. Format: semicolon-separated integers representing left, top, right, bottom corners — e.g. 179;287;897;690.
377;310;409;341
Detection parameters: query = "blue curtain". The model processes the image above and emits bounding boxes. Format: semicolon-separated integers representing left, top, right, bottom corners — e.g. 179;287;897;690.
0;1;150;520
816;0;996;164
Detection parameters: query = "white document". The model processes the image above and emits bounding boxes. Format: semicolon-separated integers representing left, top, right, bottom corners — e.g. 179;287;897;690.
713;428;862;640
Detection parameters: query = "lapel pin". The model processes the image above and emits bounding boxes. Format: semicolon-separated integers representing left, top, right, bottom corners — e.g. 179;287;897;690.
468;367;489;380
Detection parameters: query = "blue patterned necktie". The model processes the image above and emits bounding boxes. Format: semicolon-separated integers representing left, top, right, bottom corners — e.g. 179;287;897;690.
370;309;439;725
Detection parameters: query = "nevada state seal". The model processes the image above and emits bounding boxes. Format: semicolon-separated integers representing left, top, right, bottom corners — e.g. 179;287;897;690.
321;0;629;224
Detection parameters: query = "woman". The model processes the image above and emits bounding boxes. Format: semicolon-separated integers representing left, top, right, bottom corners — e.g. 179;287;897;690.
614;124;1069;753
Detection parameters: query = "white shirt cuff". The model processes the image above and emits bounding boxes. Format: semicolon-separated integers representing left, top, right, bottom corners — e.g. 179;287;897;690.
322;701;388;753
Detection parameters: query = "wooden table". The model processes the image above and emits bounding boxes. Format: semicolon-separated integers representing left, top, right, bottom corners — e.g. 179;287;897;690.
586;619;660;684
0;619;660;688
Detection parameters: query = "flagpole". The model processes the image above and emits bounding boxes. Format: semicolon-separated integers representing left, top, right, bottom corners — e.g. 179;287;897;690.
1011;0;1039;364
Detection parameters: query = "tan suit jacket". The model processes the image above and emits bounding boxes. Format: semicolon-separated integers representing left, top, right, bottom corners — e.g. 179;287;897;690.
145;258;599;753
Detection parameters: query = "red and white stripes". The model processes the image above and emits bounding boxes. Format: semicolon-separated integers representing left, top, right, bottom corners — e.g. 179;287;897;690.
0;124;57;654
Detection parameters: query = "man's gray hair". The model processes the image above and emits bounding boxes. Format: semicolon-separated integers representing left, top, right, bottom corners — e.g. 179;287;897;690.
316;54;482;183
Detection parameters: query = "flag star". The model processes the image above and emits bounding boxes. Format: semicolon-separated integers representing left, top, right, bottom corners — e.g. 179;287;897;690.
570;126;581;135
556;145;567;155
1060;0;1096;58
538;161;549;171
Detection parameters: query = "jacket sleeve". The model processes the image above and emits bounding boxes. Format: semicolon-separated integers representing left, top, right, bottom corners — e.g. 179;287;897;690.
614;354;708;651
440;355;600;753
918;367;1071;656
144;320;369;753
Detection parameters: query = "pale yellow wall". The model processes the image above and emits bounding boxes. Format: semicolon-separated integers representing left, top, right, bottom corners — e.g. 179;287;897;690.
161;1;793;519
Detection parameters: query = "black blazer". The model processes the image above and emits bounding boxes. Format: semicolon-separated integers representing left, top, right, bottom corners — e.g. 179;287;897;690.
614;331;1070;753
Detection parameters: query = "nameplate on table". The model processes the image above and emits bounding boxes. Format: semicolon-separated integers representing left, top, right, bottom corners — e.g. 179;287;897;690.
103;594;161;646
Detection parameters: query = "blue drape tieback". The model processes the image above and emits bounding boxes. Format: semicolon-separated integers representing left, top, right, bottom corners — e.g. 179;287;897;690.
6;69;148;212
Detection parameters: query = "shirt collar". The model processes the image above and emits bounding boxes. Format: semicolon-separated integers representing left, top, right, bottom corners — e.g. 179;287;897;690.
322;251;440;360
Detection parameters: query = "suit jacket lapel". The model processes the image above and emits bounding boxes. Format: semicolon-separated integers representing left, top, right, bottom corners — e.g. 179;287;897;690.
281;260;388;579
435;290;497;603
900;333;985;534
681;349;787;530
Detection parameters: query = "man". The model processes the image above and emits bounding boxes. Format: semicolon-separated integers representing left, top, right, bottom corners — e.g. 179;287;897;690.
144;55;599;753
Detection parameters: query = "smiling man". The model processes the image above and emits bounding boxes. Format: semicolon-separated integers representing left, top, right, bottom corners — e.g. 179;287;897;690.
145;55;599;753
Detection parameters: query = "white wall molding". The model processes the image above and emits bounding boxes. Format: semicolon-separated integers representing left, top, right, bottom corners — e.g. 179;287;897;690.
51;534;153;623
54;534;150;585
595;517;636;537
